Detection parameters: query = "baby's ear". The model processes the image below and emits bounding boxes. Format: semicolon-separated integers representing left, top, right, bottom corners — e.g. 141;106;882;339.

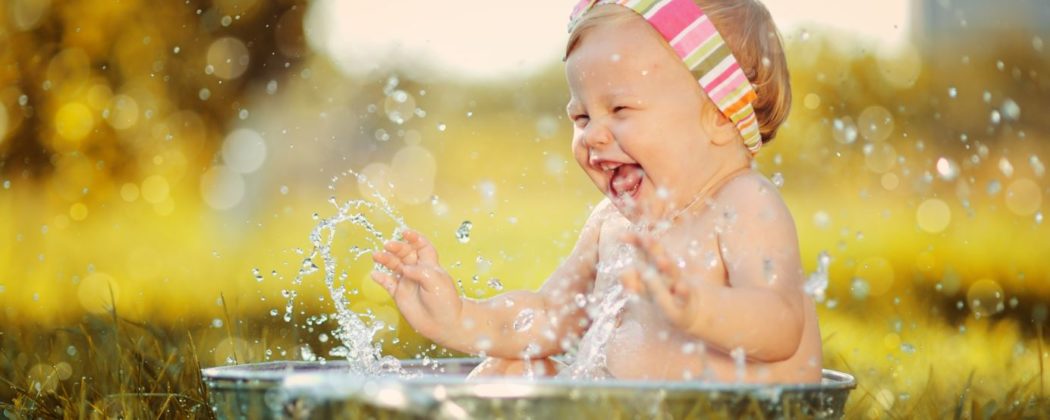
702;104;740;147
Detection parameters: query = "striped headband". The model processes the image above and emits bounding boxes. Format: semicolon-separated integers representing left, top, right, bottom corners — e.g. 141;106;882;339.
568;0;762;154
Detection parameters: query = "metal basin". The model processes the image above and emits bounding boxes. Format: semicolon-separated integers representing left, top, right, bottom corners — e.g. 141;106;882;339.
202;358;855;419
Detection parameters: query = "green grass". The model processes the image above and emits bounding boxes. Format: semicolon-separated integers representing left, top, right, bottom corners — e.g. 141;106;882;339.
3;302;1049;419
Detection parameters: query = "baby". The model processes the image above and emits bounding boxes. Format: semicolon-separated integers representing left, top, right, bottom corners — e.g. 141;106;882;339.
371;0;822;383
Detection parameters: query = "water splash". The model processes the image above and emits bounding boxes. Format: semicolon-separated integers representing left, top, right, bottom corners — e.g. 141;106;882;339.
558;240;635;380
803;251;831;303
513;308;535;332
284;169;409;375
557;283;628;380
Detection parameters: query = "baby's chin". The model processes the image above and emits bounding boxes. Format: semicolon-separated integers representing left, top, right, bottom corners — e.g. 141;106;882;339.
608;190;683;229
607;190;653;226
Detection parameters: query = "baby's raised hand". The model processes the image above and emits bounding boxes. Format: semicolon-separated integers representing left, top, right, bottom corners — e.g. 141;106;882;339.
370;229;462;340
619;232;706;332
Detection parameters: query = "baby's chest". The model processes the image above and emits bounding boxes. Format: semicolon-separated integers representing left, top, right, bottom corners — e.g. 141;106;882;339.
593;217;727;292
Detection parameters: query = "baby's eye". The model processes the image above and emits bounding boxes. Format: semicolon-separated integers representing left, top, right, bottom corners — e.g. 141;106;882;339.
612;106;628;113
572;114;590;125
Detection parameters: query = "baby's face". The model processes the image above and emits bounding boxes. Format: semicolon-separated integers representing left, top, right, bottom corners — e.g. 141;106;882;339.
565;10;719;222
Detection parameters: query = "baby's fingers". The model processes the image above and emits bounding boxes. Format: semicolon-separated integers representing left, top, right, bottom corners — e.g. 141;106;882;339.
635;235;680;277
383;240;417;262
639;267;684;323
400;264;451;294
369;270;398;295
620;266;644;293
371;251;403;274
403;229;440;264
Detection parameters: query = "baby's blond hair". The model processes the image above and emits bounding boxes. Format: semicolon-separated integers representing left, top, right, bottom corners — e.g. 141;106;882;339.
566;0;791;144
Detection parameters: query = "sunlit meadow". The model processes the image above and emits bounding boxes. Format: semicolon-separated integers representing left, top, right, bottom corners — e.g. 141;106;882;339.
1;0;1049;418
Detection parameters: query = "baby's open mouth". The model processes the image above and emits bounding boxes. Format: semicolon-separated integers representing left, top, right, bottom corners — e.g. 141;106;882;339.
610;164;644;198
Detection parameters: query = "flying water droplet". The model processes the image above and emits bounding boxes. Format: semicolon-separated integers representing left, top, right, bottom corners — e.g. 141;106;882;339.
301;344;317;361
999;158;1014;178
456;221;472;243
947;86;957;98
850;278;870;300
832;117;858;144
487;278;503;291
374;128;390;142
986;180;1001;195
574;293;588;308
1030;155;1045;177
513;309;535;331
935;157;959;181
1001;99;1021;121
804;251;831;302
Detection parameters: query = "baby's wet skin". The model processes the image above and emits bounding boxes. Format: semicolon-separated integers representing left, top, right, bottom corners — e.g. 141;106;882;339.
373;1;816;383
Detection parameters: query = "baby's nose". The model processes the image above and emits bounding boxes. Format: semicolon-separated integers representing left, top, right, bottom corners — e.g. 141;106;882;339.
580;119;613;147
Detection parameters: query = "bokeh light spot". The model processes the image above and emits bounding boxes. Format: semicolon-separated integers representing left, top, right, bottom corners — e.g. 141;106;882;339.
11;0;51;31
855;256;894;297
77;272;119;314
222;128;267;174
206;37;250;80
864;142;897;173
390;146;436;205
141;175;170;204
27;364;59;394
803;93;821;110
880;172;899;190
359;163;394;199
54;102;95;143
916;198;951;233
200;166;245;210
120;183;140;202
383;90;416;125
858;105;894;142
69;203;88;221
1004;178;1041;216
104;94;139;130
967;279;1004;318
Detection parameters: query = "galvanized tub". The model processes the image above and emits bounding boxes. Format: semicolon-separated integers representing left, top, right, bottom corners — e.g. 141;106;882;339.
202;358;855;419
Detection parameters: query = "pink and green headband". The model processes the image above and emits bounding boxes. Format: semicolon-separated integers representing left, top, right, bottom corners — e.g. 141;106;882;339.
569;0;762;154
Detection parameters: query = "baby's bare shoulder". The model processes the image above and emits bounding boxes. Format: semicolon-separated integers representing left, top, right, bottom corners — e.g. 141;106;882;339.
714;172;792;218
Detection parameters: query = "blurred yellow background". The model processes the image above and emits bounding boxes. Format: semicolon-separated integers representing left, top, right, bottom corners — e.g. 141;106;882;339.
1;0;1049;416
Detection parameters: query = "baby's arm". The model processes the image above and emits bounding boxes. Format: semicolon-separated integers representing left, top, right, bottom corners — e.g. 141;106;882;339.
372;199;609;359
624;178;806;362
685;178;806;361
